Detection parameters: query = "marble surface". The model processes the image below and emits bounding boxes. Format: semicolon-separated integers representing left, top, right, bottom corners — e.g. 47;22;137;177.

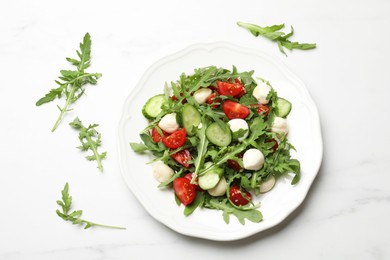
1;0;389;259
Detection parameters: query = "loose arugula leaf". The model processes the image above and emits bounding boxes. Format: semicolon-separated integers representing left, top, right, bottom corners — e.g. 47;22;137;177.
206;198;263;225
69;117;106;172
237;22;316;55
56;183;126;230
36;33;102;131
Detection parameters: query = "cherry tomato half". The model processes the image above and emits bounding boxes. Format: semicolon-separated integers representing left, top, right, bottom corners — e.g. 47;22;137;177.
251;104;270;117
173;177;196;205
171;93;187;104
183;172;203;191
234;79;246;98
217;79;245;97
151;127;168;143
206;92;221;108
227;153;244;172
162;128;187;149
229;185;252;206
171;149;192;168
223;100;250;120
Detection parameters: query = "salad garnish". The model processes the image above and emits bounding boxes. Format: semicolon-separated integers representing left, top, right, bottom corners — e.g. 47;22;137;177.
237;22;317;55
69;117;107;172
56;183;126;230
130;66;300;224
36;33;102;131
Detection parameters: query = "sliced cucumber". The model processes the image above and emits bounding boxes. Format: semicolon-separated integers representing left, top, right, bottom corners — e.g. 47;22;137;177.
198;162;224;190
276;97;292;118
206;122;232;147
142;94;167;119
181;104;201;135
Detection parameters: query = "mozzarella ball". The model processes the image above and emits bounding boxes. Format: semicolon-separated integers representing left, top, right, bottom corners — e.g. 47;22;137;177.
158;113;179;133
260;176;276;193
243;148;265;171
271;117;288;135
152;162;174;183
208;177;227;197
193;88;212;104
228;119;249;142
253;81;272;104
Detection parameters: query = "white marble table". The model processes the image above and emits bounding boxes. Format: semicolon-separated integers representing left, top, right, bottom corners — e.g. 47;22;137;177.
1;0;389;259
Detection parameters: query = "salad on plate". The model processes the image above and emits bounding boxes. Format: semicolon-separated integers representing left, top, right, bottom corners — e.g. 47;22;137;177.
130;66;300;224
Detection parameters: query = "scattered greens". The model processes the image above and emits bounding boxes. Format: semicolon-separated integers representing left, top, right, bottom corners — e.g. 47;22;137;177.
36;33;102;131
56;183;126;230
237;22;316;55
70;117;107;172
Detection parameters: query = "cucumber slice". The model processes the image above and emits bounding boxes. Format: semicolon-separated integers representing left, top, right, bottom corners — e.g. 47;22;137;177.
181;104;201;135
142;94;167;119
276;97;292;118
206;122;232;147
198;163;224;190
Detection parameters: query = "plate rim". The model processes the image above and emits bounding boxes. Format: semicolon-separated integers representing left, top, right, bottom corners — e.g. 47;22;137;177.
117;41;323;241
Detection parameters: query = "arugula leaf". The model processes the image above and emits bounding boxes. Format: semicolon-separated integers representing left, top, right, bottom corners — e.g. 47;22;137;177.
36;33;102;131
69;117;107;172
237;22;316;55
192;117;209;181
56;183;126;230
129;143;149;153
270;137;301;184
206;198;263;225
184;192;205;216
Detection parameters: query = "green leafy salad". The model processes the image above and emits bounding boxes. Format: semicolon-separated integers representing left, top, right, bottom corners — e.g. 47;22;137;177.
130;66;300;224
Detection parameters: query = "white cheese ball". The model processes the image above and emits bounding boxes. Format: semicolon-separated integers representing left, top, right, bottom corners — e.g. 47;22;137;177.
207;177;227;197
152;162;174;183
158;113;179;133
228;119;249;142
253;81;272;104
271;117;289;135
193;88;212;104
260;176;276;193
243;148;265;171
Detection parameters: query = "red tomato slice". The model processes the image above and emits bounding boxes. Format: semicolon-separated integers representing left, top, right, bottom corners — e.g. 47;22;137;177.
173;177;196;205
223;100;250;120
229;185;252;206
183;173;203;191
234;79;246;98
227;153;244;171
162;128;187;149
206;92;221;108
251;104;270;117
216;80;244;97
171;93;187;104
171;149;192;168
151;127;168;143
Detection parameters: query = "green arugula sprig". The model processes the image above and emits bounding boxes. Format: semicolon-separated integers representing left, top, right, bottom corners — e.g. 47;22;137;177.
36;33;102;131
205;198;263;225
69;117;107;172
56;183;126;230
237;22;316;55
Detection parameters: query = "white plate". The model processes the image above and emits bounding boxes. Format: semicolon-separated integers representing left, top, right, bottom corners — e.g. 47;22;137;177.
117;42;323;241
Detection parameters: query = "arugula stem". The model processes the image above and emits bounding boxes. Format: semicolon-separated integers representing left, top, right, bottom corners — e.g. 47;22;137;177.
52;85;76;132
85;220;126;230
85;134;103;171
